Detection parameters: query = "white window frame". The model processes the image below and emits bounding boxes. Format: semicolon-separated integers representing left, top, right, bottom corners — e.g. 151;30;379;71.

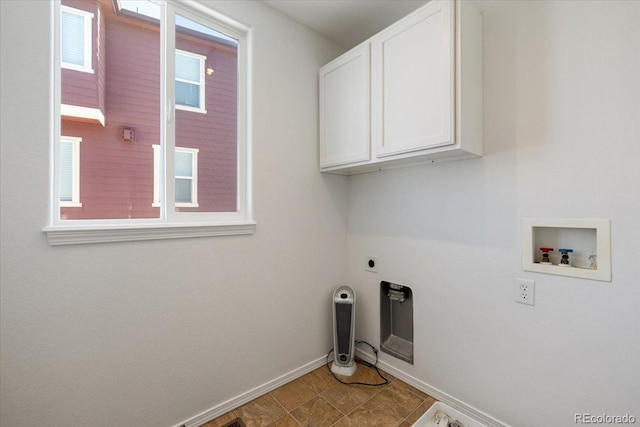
59;136;82;207
45;0;254;245
153;145;199;208
175;49;206;113
60;5;94;74
152;144;161;208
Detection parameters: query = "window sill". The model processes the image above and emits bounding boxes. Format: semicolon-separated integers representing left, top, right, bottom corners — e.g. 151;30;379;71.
61;64;95;74
175;105;207;114
43;221;256;246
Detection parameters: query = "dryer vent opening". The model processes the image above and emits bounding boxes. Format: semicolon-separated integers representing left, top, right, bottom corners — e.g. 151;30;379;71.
380;281;413;364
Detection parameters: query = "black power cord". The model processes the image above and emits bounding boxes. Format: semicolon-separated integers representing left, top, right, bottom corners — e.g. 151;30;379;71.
326;340;389;387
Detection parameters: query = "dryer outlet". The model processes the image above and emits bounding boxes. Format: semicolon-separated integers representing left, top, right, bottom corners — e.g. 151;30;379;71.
365;256;379;273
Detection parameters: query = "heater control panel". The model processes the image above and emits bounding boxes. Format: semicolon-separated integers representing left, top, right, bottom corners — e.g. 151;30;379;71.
334;287;354;303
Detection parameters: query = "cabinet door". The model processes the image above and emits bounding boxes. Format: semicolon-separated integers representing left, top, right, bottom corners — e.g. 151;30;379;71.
372;0;454;158
319;44;370;169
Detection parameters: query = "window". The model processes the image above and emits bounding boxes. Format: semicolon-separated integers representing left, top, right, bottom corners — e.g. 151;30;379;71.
175;50;206;113
46;0;253;245
153;145;199;208
175;148;199;206
59;136;81;207
61;5;93;73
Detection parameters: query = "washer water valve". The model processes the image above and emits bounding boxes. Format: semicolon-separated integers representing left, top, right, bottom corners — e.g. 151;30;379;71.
558;248;573;267
539;247;553;264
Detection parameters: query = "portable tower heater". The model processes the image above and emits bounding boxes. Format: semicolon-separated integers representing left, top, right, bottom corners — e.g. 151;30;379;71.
331;286;356;376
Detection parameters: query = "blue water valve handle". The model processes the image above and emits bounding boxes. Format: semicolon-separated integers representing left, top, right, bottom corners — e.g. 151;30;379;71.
558;248;573;266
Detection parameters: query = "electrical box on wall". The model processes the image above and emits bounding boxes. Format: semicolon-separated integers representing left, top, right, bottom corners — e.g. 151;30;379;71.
522;218;611;281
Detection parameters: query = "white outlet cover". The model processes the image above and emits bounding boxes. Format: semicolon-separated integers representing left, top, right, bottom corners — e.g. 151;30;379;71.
515;278;535;306
365;255;379;273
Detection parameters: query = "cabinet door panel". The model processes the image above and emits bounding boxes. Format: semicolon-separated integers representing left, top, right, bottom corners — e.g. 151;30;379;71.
373;0;454;157
319;45;370;168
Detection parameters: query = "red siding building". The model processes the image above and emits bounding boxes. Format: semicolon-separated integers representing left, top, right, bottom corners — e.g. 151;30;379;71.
60;0;238;220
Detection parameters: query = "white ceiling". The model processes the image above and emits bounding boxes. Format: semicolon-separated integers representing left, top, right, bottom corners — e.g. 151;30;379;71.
263;0;430;49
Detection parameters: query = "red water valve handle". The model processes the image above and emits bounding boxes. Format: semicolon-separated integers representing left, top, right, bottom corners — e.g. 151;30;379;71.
539;247;553;252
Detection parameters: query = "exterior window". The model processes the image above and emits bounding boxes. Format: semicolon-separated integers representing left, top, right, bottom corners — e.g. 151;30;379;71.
61;5;93;73
175;50;206;112
153;145;199;208
49;0;252;245
59;136;81;207
175;148;199;206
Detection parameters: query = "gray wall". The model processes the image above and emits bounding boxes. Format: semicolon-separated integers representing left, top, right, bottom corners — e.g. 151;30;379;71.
0;1;346;426
2;1;640;426
347;1;640;426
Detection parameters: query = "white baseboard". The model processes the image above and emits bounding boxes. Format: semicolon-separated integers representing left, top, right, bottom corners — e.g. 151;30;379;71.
173;356;327;427
174;350;511;427
355;348;511;427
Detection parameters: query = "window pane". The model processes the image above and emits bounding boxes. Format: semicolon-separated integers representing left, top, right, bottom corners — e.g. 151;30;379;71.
175;151;193;176
60;0;161;220
57;2;243;221
59;141;73;202
175;81;200;108
61;11;85;66
175;13;238;213
176;54;200;82
175;178;192;203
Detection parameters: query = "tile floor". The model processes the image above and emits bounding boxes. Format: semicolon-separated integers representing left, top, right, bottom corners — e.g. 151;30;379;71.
201;362;437;427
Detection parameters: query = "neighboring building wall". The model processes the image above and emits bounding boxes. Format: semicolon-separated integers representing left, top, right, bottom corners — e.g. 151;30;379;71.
60;9;162;220
175;36;238;213
61;0;238;219
61;0;104;117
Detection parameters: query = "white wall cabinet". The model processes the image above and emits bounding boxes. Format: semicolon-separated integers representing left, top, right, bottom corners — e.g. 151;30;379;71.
319;44;370;168
373;0;453;158
319;0;482;175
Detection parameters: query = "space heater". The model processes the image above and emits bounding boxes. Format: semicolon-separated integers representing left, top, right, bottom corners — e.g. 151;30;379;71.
331;286;356;376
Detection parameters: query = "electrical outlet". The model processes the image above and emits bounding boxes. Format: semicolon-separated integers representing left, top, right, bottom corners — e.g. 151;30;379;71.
515;278;535;306
365;255;379;273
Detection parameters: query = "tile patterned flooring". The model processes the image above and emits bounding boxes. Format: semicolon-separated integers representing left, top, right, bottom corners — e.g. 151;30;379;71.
202;363;437;427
